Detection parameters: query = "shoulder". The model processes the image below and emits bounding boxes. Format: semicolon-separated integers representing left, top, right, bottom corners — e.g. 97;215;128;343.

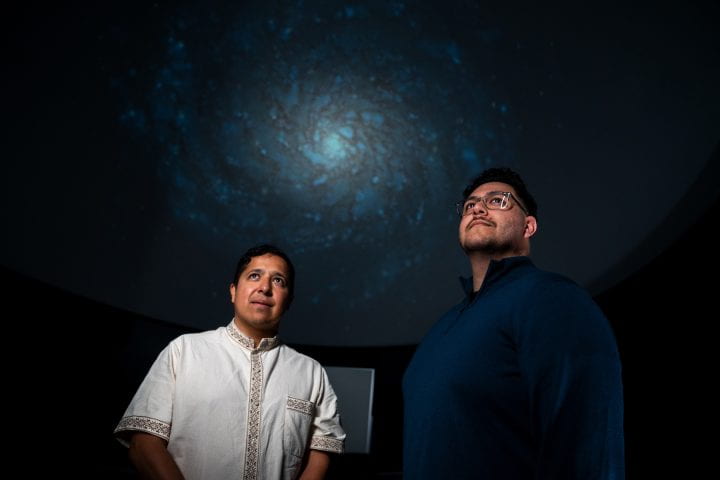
168;326;226;351
504;263;608;330
517;264;592;304
279;344;322;365
514;267;614;340
278;344;326;373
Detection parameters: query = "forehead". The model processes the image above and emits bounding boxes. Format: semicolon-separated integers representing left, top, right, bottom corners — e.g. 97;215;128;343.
468;181;516;198
243;254;289;276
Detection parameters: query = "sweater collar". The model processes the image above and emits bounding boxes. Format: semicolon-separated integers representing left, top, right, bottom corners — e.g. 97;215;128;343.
459;255;534;297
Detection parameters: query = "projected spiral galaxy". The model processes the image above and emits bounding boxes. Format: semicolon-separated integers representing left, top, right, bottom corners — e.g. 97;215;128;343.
116;1;516;344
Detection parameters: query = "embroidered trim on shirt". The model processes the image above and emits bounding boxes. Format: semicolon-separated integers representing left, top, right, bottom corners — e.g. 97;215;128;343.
310;435;344;453
114;415;171;440
287;396;315;416
226;321;280;351
243;351;263;480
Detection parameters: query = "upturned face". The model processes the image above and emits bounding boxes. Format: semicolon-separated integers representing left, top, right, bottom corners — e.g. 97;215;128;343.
230;253;290;339
458;181;536;256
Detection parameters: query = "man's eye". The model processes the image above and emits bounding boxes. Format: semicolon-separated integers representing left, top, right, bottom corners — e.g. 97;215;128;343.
464;202;475;211
487;196;503;205
248;273;260;280
273;277;286;286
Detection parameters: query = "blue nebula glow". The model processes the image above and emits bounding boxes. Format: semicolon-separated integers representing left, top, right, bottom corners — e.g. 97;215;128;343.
112;0;518;336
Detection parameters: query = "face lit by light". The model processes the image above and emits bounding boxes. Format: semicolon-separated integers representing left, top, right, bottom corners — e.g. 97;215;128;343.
230;254;290;339
458;181;536;256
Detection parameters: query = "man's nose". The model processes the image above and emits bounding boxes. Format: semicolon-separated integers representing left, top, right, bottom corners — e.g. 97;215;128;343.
471;199;488;215
257;278;272;295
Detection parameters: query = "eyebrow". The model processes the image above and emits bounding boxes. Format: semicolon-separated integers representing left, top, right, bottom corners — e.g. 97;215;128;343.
465;191;505;202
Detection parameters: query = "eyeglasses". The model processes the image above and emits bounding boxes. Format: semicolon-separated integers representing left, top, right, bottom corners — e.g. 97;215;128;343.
455;191;529;217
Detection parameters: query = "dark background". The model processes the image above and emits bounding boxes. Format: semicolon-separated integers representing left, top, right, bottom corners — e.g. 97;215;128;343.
2;1;719;478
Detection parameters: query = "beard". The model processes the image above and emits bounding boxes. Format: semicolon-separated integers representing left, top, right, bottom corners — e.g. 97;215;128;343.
460;224;528;256
461;236;516;255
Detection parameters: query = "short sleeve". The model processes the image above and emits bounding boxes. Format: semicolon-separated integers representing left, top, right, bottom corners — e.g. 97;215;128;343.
309;367;346;454
113;341;179;447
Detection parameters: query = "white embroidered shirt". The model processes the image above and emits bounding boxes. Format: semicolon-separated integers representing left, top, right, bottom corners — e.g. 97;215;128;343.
114;321;345;480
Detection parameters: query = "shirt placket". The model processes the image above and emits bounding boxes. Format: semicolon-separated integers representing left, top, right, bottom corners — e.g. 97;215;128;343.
243;349;263;480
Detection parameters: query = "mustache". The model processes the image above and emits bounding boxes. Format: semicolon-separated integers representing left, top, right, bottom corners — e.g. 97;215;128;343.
467;218;494;229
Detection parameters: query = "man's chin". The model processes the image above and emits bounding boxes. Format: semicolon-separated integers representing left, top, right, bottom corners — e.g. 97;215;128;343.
461;239;491;251
251;320;281;333
461;240;510;255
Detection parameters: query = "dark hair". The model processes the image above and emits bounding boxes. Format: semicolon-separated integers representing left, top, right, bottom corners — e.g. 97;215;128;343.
462;167;538;218
233;244;295;308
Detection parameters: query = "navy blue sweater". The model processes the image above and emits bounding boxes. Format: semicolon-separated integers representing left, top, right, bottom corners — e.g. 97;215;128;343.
403;256;624;479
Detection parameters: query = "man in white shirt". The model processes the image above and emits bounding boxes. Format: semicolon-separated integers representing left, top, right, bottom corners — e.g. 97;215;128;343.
115;244;345;480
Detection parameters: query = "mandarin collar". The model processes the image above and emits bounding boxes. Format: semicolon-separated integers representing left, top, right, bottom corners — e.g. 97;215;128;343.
226;320;280;352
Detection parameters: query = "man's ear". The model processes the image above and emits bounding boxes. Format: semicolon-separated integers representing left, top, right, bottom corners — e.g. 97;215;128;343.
524;216;538;239
229;283;236;303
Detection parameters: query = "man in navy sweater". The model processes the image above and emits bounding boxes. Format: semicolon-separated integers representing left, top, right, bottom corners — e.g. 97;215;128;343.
403;167;624;479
